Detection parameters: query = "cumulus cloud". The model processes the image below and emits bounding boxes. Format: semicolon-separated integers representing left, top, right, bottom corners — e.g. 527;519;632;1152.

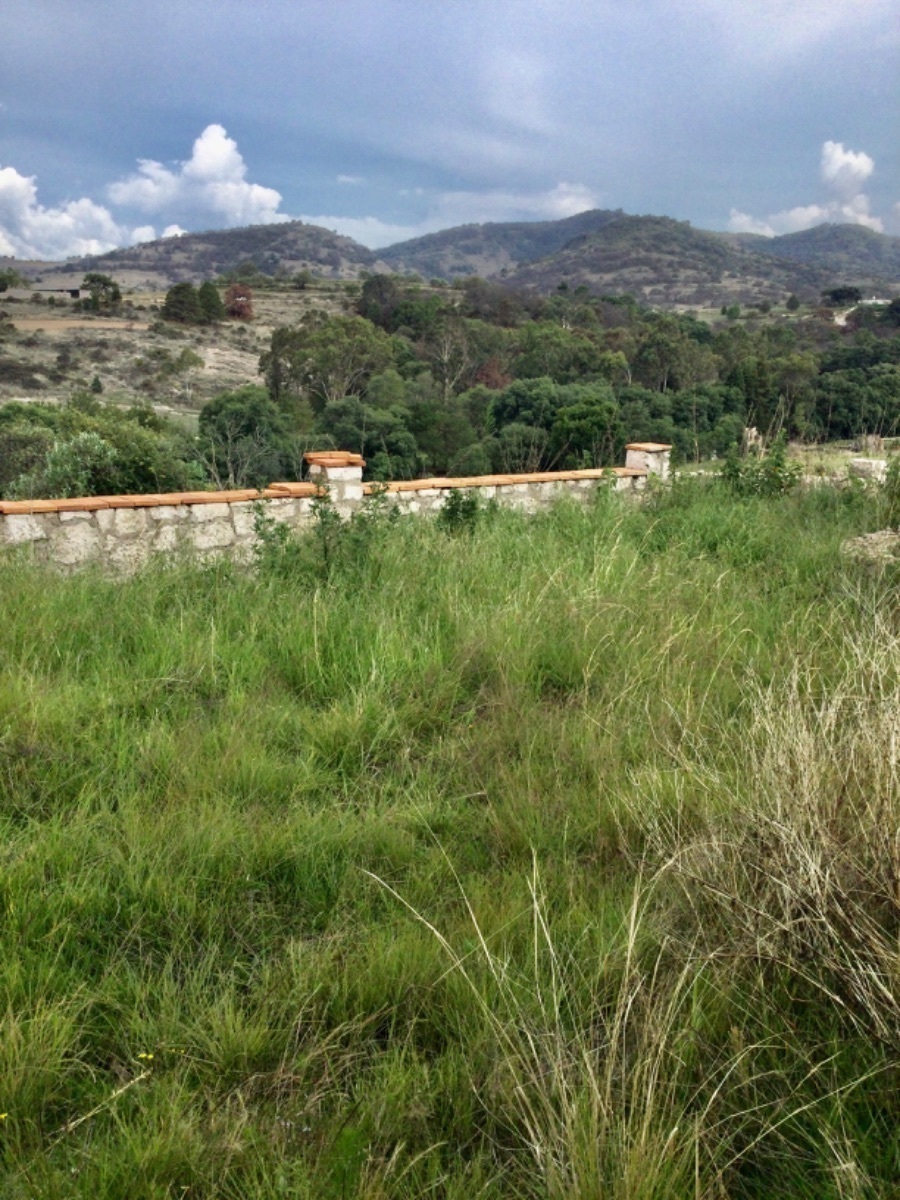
0;164;134;258
108;124;286;226
819;139;874;200
0;125;289;259
728;140;888;237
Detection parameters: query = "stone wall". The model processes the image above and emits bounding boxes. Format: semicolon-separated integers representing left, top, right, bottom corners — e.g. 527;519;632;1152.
0;445;671;573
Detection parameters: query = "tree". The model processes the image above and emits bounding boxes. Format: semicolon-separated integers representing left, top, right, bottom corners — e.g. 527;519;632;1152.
224;283;253;320
81;272;121;312
549;381;622;467
198;281;226;323
260;315;394;414
162;282;204;324
0;267;25;293
198;385;300;488
823;286;862;306
315;395;420;479
355;275;403;330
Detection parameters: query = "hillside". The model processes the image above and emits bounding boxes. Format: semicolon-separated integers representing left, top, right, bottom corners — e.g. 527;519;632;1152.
384;213;900;306
17;212;900;309
45;220;387;291
747;223;900;283
503;215;829;306
378;208;625;279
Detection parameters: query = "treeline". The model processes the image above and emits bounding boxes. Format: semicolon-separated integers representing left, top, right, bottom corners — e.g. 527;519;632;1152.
2;276;899;498
249;275;900;480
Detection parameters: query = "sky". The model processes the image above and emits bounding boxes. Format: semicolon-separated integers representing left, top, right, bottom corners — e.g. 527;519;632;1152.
0;0;898;260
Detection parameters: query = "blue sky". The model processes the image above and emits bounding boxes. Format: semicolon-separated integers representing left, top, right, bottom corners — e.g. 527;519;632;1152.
1;0;898;259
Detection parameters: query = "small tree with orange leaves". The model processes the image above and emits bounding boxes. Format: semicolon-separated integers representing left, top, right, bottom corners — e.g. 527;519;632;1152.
224;283;253;320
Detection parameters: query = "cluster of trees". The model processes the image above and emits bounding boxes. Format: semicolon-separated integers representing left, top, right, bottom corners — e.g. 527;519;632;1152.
3;274;899;499
239;276;900;480
160;280;252;323
0;394;205;500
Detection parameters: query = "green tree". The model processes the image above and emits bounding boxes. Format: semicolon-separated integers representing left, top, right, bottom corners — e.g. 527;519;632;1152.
162;282;204;324
823;286;862;306
81;272;121;312
198;281;226;323
0;267;26;293
549;381;622;467
260;315;394;414
315;395;420;479
199;385;302;488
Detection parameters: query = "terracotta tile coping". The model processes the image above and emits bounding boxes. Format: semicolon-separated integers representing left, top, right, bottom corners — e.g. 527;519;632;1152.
365;467;643;493
304;451;366;467
625;442;672;452
0;465;648;516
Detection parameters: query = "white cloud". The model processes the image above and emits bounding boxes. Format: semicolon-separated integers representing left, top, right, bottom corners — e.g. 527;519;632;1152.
337;174;364;185
728;140;888;237
0;163;135;258
727;209;775;237
0;125;288;259
108;124;287;227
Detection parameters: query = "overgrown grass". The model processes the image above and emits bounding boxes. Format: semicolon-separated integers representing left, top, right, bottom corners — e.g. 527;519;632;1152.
0;479;897;1197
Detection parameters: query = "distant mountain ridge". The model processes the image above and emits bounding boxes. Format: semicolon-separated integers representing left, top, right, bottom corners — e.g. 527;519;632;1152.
382;213;900;306
377;209;626;280
49;219;387;288
31;209;900;308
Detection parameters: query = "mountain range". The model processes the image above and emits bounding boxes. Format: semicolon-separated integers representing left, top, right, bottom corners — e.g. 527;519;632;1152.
19;210;900;309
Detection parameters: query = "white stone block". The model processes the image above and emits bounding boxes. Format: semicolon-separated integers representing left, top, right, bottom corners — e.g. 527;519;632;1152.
230;502;260;540
849;458;887;482
112;508;148;538
148;505;188;523
50;522;103;566
317;465;363;483
191;519;235;550
189;503;231;523
107;537;152;573
1;514;48;544
58;510;94;523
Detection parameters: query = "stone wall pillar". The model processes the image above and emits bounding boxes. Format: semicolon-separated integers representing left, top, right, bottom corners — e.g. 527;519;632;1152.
304;451;365;507
624;442;672;481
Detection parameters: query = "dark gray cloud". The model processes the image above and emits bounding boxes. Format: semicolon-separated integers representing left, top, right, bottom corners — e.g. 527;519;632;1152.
1;0;897;255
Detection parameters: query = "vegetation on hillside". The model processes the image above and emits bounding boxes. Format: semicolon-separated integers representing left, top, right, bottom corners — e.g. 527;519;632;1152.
3;270;900;498
0;479;897;1196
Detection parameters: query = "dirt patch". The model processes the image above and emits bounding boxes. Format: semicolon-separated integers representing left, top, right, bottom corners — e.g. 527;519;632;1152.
10;318;151;333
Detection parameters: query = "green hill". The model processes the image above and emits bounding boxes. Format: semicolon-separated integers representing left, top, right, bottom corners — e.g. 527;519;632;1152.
505;215;828;306
52;220;385;289
746;223;900;284
378;209;625;279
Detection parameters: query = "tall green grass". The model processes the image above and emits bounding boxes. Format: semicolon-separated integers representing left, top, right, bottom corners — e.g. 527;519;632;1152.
0;479;897;1197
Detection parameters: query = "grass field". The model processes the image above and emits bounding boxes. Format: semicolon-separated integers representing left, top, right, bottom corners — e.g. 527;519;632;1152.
1;479;898;1197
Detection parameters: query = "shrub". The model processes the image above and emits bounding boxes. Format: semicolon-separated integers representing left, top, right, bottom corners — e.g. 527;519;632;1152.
721;435;802;497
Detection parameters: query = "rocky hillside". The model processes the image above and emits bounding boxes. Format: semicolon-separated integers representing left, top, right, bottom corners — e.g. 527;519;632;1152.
727;223;900;283
378;209;625;279
20;210;900;309
46;220;387;290
503;216;829;307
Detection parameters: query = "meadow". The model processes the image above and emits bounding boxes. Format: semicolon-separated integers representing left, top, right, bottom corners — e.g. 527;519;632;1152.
1;477;898;1198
